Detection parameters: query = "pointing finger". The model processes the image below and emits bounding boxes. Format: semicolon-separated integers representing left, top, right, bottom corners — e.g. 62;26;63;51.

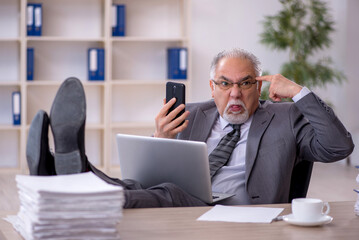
255;75;274;82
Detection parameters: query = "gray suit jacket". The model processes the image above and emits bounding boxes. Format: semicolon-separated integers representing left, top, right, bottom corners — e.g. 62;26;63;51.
177;92;354;204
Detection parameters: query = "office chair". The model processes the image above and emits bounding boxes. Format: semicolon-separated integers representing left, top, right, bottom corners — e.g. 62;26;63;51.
288;160;314;202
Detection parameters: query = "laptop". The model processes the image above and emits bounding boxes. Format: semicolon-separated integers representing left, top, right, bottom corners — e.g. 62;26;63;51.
116;133;234;204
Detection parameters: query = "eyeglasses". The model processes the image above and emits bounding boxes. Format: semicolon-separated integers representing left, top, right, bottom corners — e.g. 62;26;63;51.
212;79;257;90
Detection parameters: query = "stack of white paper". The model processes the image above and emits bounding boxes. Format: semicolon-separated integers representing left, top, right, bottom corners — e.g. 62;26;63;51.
355;166;359;216
6;172;124;240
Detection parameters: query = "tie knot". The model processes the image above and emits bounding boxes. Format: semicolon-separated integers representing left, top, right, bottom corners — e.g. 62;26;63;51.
230;124;242;130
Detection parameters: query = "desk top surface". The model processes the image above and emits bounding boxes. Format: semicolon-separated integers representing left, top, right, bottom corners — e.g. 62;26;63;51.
1;201;358;240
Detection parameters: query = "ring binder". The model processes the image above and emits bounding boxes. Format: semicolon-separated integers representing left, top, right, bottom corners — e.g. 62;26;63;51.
88;48;105;81
12;91;21;126
27;48;34;81
167;48;188;80
112;4;125;37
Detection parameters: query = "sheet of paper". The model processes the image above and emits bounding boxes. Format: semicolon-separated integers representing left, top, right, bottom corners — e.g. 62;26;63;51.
197;205;284;223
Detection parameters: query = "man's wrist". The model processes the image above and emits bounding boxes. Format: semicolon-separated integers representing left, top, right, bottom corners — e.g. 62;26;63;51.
292;87;311;102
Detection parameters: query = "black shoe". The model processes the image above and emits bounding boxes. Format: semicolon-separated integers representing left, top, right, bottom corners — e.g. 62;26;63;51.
50;77;87;174
26;110;56;176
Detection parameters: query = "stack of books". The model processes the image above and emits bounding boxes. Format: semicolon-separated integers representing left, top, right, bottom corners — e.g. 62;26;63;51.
5;172;124;239
355;166;359;216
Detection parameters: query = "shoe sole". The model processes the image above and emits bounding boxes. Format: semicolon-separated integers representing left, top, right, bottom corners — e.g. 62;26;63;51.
50;77;86;174
26;110;47;175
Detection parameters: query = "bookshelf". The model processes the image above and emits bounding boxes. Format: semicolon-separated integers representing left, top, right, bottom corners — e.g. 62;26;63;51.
0;0;191;174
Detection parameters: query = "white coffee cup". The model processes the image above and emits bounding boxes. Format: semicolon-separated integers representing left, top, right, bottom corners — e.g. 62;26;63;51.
291;198;330;222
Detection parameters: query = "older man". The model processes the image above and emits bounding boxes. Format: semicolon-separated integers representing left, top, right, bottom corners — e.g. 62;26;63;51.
27;48;354;208
154;48;354;205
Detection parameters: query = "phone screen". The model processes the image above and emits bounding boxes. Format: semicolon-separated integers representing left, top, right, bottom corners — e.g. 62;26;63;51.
166;82;186;122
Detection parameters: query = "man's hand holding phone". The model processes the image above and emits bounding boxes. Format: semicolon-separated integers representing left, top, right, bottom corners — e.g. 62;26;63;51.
154;97;189;139
155;78;191;138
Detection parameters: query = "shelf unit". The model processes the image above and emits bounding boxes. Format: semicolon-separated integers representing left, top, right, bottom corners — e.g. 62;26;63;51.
0;0;191;174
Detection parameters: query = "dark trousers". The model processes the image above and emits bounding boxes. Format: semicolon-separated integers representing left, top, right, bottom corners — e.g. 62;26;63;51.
88;162;208;208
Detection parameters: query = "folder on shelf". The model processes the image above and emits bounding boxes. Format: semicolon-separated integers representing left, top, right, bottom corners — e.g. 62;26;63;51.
27;3;42;36
12;92;21;126
112;4;126;37
167;48;187;80
88;48;105;81
34;4;42;36
26;4;34;36
27;48;34;81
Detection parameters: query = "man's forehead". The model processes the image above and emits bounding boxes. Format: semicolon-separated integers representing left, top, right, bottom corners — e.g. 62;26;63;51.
215;61;256;82
217;57;255;73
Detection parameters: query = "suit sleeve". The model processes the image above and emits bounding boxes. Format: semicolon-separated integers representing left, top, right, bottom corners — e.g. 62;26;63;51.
292;92;354;162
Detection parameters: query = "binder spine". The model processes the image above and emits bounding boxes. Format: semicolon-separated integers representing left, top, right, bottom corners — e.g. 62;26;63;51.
27;48;34;81
34;4;42;36
12;92;21;126
27;4;34;36
167;48;187;80
97;49;105;80
112;5;125;37
112;5;118;36
88;48;105;81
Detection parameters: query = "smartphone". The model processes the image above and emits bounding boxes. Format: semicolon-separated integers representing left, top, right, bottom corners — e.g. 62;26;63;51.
166;82;186;123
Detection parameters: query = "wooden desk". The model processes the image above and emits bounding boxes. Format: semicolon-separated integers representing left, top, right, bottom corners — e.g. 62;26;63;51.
1;201;358;240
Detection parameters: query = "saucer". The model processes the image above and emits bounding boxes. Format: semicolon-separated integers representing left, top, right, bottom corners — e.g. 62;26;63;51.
283;214;333;226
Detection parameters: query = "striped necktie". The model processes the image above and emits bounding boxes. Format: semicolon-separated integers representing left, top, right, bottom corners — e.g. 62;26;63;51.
208;124;242;178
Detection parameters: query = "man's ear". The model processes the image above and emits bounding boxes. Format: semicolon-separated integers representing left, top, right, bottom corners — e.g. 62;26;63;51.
257;80;262;96
209;80;215;98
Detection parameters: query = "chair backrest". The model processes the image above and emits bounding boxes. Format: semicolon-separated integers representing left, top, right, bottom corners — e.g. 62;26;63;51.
288;161;314;202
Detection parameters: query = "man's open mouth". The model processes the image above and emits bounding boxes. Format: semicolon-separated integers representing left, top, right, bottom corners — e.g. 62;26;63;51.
228;104;243;113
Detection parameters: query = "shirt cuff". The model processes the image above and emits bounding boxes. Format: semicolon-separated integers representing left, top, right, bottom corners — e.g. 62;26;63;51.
292;87;311;102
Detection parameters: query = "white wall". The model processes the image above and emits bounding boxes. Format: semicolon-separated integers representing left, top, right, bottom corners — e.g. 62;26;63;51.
342;0;359;165
190;0;359;165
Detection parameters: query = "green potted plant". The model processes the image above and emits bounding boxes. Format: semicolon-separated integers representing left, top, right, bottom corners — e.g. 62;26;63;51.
259;0;345;100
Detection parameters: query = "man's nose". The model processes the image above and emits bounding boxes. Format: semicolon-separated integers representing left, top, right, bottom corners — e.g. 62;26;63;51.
229;84;242;98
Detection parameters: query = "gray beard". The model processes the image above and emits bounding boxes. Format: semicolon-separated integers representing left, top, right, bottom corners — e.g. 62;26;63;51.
223;100;249;124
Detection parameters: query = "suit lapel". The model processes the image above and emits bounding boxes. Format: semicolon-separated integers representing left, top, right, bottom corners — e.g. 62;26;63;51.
245;103;274;188
189;105;218;142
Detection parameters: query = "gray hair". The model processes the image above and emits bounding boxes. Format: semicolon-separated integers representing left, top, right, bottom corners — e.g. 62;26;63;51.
209;48;262;79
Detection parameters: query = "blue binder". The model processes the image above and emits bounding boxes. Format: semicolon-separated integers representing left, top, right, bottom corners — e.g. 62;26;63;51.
88;48;105;81
27;48;34;81
12;92;21;126
27;3;42;36
167;48;187;79
112;4;125;36
27;4;35;36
